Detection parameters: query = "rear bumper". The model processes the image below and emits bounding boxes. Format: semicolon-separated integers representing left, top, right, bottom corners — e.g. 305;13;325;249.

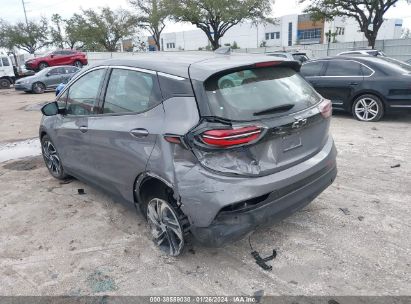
190;164;337;246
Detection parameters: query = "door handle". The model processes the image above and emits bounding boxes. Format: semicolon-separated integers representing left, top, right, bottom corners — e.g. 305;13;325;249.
79;126;88;133
130;128;149;138
349;82;359;86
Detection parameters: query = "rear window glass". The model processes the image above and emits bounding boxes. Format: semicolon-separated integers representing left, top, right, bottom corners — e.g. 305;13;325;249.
204;67;321;121
375;57;411;74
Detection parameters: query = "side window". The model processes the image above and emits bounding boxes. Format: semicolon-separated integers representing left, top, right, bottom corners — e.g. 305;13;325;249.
300;61;324;77
57;89;68;109
49;67;63;75
68;67;79;74
103;68;161;114
1;57;10;66
66;69;106;115
325;61;362;76
361;65;373;76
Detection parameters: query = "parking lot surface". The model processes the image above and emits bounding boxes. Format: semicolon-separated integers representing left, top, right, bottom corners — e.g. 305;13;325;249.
0;89;410;296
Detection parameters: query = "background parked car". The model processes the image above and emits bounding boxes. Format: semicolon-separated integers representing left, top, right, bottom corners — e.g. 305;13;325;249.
266;51;310;63
300;55;411;122
337;49;386;56
25;50;87;71
15;66;80;94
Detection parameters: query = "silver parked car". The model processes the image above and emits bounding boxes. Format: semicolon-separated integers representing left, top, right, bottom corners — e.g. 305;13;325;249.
39;53;337;256
15;65;79;94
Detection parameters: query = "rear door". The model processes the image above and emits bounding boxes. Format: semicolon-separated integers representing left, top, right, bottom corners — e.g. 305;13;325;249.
300;60;326;92
189;64;331;177
52;67;107;179
317;60;364;108
86;67;164;200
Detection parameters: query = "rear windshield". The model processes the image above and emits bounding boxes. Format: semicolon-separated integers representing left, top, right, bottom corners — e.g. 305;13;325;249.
375;57;411;74
204;67;321;121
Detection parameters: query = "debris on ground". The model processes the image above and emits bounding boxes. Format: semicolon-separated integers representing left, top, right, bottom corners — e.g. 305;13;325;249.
358;216;364;221
60;178;74;185
339;208;351;215
390;164;400;168
77;189;86;195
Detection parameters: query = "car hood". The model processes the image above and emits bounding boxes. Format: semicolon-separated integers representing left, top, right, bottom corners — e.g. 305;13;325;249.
16;75;37;83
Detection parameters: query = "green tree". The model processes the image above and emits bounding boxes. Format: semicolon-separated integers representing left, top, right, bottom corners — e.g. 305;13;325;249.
129;0;169;51
302;0;410;48
50;14;65;49
80;7;138;52
168;0;273;50
64;14;89;50
4;18;49;54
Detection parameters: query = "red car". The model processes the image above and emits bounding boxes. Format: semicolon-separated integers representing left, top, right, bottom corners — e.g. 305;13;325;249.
25;50;88;71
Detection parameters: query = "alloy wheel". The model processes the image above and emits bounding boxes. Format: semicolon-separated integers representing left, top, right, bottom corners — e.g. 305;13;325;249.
74;60;83;68
147;198;185;256
354;97;380;121
42;140;62;176
33;82;45;94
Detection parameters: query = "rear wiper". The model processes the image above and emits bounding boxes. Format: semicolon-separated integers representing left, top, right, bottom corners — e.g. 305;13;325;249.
253;104;295;116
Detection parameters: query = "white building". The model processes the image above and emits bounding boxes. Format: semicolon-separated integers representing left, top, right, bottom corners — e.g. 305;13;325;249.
149;14;403;51
324;17;403;43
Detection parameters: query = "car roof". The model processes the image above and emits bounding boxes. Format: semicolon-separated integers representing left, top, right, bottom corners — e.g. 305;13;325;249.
92;52;294;81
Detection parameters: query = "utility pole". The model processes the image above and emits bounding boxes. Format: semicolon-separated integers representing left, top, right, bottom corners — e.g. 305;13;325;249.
21;0;29;27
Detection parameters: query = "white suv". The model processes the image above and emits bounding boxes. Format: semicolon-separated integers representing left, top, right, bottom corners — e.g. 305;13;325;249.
0;51;15;89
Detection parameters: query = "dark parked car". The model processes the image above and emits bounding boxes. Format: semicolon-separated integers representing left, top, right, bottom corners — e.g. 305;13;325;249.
300;56;411;121
15;66;79;94
25;50;87;71
266;51;310;63
39;53;337;256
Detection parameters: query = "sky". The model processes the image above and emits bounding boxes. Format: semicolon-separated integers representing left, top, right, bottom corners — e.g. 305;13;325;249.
0;0;410;33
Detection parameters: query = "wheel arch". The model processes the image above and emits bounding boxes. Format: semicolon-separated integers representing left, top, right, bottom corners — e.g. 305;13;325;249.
134;172;176;207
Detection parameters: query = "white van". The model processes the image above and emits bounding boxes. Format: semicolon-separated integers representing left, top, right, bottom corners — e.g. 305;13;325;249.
0;51;15;89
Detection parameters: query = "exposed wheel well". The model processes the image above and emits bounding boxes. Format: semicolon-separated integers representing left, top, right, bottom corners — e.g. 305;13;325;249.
137;176;173;206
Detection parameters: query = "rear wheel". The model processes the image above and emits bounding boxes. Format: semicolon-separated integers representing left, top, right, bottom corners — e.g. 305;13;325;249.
38;62;49;70
0;78;11;89
32;82;45;94
146;197;188;256
352;94;384;122
41;135;68;180
73;60;83;68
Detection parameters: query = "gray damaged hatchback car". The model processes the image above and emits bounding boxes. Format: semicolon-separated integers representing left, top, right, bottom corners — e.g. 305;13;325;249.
40;52;337;256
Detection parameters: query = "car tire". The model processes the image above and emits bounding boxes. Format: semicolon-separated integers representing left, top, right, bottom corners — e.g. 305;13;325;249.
352;94;384;122
220;79;235;89
41;135;68;180
38;62;49;70
140;190;190;256
0;78;11;89
32;82;46;94
73;60;83;68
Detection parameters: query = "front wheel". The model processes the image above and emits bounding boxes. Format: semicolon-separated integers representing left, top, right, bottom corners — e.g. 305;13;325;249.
41;135;68;180
146;197;189;256
74;60;83;68
352;94;384;122
38;62;49;70
32;82;45;94
0;78;11;89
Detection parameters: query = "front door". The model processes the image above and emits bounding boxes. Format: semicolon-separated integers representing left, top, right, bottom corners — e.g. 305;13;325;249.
53;67;107;180
87;67;164;202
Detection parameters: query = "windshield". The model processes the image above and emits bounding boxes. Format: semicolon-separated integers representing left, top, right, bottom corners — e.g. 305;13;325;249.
204;67;321;121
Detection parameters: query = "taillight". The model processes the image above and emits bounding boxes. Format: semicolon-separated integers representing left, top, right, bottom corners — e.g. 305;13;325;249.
319;99;332;118
201;126;262;147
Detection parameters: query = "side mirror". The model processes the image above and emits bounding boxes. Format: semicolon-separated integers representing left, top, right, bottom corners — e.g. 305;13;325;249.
46;73;50;77
41;101;59;116
50;54;54;58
